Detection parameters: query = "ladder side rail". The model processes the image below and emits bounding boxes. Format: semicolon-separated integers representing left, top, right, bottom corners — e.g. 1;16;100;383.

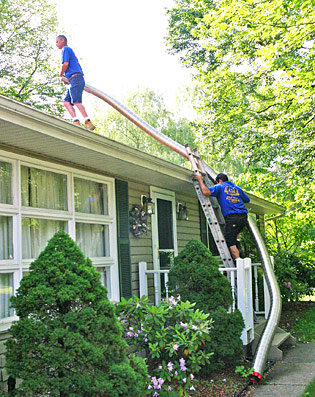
191;148;234;265
185;145;233;265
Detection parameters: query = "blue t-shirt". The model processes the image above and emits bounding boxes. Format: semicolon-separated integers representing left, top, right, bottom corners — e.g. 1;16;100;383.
61;46;84;79
209;181;250;217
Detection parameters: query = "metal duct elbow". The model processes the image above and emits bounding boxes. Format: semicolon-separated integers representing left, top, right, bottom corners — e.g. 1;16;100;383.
247;215;282;382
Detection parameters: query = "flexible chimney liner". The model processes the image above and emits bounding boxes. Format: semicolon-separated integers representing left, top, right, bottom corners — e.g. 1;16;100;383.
84;84;282;381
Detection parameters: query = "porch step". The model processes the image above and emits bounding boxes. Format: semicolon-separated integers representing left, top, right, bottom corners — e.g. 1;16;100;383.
252;318;296;361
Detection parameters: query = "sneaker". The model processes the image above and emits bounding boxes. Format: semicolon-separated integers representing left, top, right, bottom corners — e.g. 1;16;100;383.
73;120;81;126
84;119;96;131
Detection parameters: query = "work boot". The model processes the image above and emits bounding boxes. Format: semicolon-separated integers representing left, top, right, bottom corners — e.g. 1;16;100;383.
73;119;81;126
85;119;96;131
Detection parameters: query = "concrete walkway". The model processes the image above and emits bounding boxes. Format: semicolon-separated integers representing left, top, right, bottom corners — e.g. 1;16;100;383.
248;343;315;397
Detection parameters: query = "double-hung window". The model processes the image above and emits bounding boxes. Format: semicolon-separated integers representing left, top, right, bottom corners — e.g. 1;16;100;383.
0;153;118;327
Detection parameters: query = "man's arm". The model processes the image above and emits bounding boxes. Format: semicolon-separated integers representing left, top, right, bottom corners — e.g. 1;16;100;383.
60;62;69;77
239;188;250;203
194;174;211;196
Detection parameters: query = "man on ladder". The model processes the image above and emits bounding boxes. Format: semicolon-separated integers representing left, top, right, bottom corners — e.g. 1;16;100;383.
194;172;250;260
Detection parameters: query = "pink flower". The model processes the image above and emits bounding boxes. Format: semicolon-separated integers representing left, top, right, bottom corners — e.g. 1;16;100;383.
190;374;194;380
179;357;187;371
167;362;174;372
183;378;187;383
173;344;179;351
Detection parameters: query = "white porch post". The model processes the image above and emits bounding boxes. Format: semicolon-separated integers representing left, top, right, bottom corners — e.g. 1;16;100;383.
139;261;148;297
237;258;254;345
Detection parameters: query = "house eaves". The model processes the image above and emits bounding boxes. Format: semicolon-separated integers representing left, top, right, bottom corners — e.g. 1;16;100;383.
0;95;284;216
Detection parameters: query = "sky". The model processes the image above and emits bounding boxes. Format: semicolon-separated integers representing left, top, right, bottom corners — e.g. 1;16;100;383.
54;0;194;116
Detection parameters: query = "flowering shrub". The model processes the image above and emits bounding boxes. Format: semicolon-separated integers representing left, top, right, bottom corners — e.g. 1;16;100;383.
116;295;213;396
273;251;315;303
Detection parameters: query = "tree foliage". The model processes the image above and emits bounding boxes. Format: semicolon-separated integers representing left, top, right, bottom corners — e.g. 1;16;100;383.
5;231;147;396
0;0;65;115
167;0;315;175
166;0;315;262
93;88;195;166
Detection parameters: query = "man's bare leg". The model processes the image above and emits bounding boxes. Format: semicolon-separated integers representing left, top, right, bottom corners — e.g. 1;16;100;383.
74;102;95;130
229;245;240;260
74;102;88;118
64;101;77;118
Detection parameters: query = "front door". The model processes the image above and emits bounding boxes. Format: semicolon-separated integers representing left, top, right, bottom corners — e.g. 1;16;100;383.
150;187;178;300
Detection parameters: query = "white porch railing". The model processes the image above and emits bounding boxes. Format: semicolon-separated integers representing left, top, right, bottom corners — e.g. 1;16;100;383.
139;258;269;346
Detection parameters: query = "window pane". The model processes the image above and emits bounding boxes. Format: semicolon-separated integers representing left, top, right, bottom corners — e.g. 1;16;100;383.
0;216;13;260
74;178;108;215
21;166;67;210
76;223;109;257
22;218;67;259
0;273;14;319
0;161;12;204
96;267;111;299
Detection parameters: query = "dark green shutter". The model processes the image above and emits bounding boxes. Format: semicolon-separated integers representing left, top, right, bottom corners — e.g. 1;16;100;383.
115;179;132;299
199;202;219;256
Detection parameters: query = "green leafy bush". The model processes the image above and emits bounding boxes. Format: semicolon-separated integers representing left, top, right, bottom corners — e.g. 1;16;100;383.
116;295;213;396
167;239;245;374
5;231;147;396
273;251;315;303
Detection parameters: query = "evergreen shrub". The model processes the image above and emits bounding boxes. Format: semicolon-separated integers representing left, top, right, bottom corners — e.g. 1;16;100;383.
5;231;147;396
167;239;245;374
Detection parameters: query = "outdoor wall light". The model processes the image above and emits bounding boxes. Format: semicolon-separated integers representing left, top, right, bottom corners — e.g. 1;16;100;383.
177;202;189;221
141;195;155;215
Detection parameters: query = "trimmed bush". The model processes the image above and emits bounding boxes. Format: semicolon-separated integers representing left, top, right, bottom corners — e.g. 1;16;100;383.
167;239;244;374
5;231;147;396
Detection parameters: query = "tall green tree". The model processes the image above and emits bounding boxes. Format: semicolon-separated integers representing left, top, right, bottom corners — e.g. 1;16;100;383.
166;0;315;260
0;0;65;115
93;88;196;166
166;0;315;180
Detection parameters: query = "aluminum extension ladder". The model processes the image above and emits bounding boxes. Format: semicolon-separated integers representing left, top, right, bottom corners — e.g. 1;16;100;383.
185;144;234;267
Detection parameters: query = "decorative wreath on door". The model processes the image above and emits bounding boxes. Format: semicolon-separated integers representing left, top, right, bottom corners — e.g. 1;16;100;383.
129;205;149;238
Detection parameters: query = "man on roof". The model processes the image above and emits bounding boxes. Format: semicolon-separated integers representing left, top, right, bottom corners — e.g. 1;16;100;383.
56;35;95;131
194;172;250;260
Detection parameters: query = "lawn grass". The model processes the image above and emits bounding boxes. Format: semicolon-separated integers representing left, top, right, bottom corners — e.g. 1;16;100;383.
290;305;315;343
280;300;315;343
299;376;315;397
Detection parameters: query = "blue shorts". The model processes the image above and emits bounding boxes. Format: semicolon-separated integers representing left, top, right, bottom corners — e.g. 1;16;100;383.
64;75;85;104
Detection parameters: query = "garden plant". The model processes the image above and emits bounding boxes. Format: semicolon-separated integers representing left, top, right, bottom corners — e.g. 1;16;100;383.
5;231;147;396
116;295;213;396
